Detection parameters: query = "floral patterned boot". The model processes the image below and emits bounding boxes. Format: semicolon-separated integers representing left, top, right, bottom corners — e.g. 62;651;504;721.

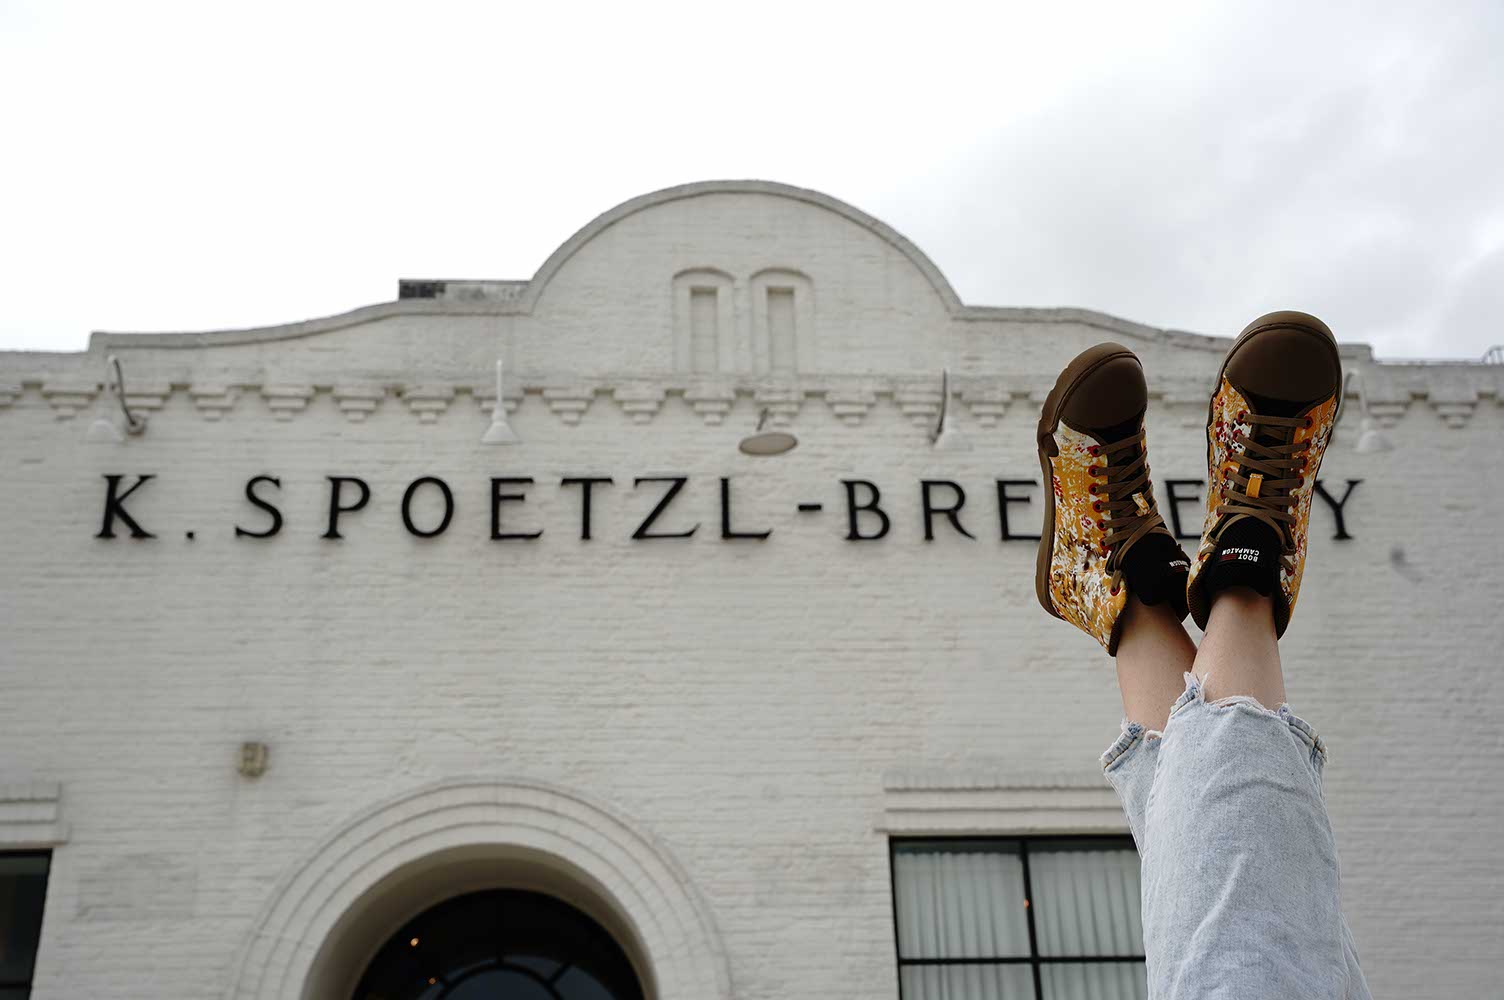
1185;311;1342;637
1036;343;1190;654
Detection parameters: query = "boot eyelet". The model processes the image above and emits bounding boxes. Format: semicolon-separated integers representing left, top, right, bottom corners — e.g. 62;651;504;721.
1088;485;1097;495
1237;410;1246;421
1088;466;1100;477
1092;501;1102;511
1097;520;1106;530
1110;585;1120;596
1304;417;1313;428
1088;445;1099;456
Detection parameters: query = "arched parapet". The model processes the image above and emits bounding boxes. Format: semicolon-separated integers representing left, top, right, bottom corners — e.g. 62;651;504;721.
520;179;966;315
225;777;731;1000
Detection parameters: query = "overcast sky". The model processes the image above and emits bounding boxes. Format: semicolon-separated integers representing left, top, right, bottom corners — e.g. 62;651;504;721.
2;0;1499;359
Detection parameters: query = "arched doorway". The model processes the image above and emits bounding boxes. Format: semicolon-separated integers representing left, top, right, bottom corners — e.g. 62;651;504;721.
227;779;731;1000
353;889;645;1000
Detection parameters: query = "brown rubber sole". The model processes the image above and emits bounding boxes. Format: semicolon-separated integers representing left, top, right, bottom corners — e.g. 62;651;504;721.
1034;343;1140;620
1189;310;1342;631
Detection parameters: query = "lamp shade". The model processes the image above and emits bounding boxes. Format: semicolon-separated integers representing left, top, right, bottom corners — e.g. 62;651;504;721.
1355;418;1393;454
738;429;798;456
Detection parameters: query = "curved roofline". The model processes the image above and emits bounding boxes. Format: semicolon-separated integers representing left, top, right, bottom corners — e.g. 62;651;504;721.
67;179;1372;360
518;179;966;313
87;299;508;351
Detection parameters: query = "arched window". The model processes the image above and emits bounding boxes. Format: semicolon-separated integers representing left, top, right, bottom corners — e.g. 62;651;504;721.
749;268;813;374
352;889;645;1000
671;268;735;373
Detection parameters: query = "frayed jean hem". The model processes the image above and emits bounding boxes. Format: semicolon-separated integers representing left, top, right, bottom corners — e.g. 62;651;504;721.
1102;672;1327;774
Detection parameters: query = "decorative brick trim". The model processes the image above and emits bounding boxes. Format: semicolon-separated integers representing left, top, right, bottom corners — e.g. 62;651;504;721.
612;383;667;425
3;367;1501;435
121;381;171;415
824;388;876;426
402;384;455;424
332;384;385;423
894;385;942;429
542;385;596;425
190;384;239;421
960;386;1007;428
752;385;802;428
1432;401;1476;428
226;777;731;1000
261;384;314;421
42;380;97;420
877;768;1125;836
683;381;737;425
0;781;68;848
471;382;522;415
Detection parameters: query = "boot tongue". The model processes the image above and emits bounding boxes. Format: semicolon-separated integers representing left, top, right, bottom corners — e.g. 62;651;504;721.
1210;387;1296;598
1093;418;1190;617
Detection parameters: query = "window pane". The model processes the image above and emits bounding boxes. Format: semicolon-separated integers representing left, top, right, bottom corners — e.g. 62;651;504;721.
1039;961;1148;1000
1028;842;1143;957
901;962;1035;1000
0;853;49;985
893;842;1030;959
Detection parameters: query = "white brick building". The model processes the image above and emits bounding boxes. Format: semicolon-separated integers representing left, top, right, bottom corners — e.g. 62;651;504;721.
0;181;1499;1000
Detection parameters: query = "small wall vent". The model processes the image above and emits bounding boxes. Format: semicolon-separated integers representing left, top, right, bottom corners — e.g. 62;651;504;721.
399;280;447;300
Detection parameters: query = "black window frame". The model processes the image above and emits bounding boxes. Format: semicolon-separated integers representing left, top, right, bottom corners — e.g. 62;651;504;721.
0;849;51;997
889;834;1145;1000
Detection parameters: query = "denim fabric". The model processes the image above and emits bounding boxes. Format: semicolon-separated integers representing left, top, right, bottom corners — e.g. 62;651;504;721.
1102;672;1372;1000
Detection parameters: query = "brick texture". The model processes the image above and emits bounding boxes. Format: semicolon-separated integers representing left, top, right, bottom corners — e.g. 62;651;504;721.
1;182;1500;999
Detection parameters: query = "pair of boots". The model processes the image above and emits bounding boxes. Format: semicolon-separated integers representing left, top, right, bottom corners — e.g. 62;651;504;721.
1036;311;1342;653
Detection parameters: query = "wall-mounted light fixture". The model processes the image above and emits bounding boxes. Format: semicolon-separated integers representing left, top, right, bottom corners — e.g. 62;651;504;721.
1339;370;1393;454
931;369;970;452
738;407;798;456
85;355;147;444
480;359;519;445
238;741;269;779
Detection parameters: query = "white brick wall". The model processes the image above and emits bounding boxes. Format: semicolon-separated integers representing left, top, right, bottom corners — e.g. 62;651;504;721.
0;182;1500;999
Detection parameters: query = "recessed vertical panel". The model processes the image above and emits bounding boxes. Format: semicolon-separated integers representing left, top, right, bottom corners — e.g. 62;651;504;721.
767;288;796;373
690;288;719;373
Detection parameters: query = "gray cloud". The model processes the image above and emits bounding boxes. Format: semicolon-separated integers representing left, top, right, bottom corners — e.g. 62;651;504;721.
882;1;1504;358
0;1;1498;359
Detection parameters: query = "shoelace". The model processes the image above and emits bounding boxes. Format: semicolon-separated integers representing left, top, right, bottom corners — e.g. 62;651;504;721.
1086;429;1170;591
1217;410;1313;572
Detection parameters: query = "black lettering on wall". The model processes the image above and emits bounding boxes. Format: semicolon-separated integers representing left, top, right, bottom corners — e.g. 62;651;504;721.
322;476;371;539
921;480;976;541
401;477;455;538
561;477;613;540
1164;479;1205;540
235;476;283;538
842;480;890;540
97;474;156;539
632;477;698;539
996;479;1042;541
720;477;771;540
491;477;543;540
1313;479;1362;541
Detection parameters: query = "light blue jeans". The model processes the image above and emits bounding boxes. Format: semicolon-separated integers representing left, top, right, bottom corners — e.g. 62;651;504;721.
1102;673;1372;1000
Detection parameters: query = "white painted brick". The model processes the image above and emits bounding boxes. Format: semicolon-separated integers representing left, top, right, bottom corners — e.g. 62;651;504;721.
0;182;1499;1000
